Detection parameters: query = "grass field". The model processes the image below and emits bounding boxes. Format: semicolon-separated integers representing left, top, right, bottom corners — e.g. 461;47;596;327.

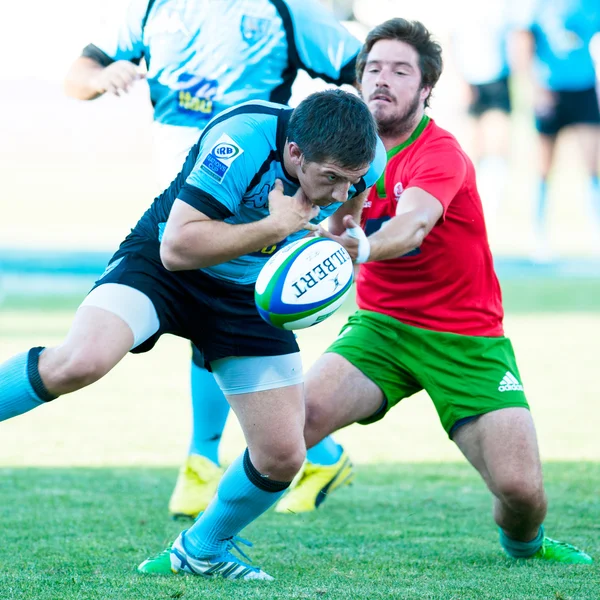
0;280;599;599
0;464;598;600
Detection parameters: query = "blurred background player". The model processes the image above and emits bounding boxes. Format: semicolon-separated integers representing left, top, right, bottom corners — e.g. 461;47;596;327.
64;0;360;519
449;0;516;230
512;0;600;260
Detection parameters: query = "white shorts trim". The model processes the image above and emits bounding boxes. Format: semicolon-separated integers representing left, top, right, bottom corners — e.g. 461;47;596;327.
211;353;304;395
79;283;160;350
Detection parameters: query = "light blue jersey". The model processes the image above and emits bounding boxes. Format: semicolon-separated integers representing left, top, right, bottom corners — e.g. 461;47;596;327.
451;2;514;85
523;0;600;90
85;0;361;127
133;100;386;285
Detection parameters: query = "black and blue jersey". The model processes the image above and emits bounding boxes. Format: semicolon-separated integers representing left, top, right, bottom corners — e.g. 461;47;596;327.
132;99;386;284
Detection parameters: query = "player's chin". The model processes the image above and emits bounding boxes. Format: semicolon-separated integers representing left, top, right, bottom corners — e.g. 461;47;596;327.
313;198;335;208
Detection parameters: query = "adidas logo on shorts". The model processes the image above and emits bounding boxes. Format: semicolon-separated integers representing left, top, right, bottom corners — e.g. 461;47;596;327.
498;371;524;392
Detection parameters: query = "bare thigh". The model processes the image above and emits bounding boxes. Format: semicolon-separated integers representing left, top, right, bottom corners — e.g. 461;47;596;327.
304;353;384;448
479;110;511;157
39;306;135;395
452;407;544;498
538;134;557;178
572;124;600;175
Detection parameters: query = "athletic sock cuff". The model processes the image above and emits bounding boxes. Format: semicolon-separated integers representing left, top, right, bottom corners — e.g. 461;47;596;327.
499;525;544;558
243;448;291;493
27;347;57;402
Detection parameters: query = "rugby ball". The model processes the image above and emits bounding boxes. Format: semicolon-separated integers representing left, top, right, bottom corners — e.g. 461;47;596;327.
255;237;353;330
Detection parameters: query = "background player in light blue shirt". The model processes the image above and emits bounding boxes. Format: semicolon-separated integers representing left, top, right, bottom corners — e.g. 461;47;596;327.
513;0;600;259
0;89;386;580
64;0;364;519
450;0;517;230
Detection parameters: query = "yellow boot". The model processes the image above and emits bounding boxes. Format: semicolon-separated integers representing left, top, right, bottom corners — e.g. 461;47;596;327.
168;455;224;519
275;451;354;514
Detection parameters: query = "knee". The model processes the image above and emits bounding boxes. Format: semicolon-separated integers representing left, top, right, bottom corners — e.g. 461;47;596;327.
255;442;306;482
496;476;547;515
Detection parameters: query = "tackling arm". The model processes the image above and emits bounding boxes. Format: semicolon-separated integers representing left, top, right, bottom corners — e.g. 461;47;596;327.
366;187;443;261
319;187;443;262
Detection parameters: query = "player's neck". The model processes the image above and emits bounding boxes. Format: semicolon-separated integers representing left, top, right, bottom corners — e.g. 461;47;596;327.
378;107;426;152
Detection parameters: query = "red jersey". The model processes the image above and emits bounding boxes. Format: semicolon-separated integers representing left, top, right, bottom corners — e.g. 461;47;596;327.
357;117;504;336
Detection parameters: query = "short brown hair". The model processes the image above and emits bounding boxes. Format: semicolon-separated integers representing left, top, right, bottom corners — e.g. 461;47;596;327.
356;19;443;108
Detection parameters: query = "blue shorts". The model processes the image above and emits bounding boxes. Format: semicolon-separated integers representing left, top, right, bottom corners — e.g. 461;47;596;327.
92;235;299;363
535;86;600;136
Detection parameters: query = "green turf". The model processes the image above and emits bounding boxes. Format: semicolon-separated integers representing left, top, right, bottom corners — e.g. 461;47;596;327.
2;277;600;314
500;278;600;313
0;463;597;600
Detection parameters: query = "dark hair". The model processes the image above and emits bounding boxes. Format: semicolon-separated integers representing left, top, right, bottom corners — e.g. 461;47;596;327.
356;19;443;108
287;89;377;169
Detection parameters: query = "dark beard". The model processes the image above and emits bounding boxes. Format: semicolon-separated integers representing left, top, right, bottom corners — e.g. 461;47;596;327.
376;90;423;138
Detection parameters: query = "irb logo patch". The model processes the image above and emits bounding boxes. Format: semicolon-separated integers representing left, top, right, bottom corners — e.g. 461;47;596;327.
200;134;244;183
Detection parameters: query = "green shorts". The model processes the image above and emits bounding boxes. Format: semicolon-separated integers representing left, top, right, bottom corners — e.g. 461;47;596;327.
326;310;529;436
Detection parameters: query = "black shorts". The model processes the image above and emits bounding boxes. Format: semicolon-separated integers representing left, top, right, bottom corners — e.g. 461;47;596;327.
468;77;511;117
92;235;299;363
535;86;600;136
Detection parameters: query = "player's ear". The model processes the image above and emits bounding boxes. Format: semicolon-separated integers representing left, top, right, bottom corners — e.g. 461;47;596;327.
420;86;432;104
287;141;303;167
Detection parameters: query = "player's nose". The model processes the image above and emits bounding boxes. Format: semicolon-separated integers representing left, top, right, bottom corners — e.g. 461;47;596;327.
332;182;351;203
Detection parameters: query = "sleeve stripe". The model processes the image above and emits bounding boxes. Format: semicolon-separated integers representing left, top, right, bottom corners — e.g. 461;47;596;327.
269;0;358;88
178;185;234;220
81;44;117;67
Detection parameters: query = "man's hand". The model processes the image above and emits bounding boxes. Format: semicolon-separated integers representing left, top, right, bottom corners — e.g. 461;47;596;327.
317;215;365;262
90;61;145;96
267;179;320;236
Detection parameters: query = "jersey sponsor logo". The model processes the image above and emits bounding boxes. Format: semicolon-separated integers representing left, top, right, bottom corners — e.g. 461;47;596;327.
249;239;287;257
213;143;240;160
174;74;218;117
200;134;244;183
365;216;390;236
393;181;404;201
240;15;270;44
243;183;271;209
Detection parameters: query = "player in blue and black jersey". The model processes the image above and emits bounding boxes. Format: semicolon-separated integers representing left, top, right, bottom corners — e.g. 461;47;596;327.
64;0;364;518
513;0;600;259
0;89;386;579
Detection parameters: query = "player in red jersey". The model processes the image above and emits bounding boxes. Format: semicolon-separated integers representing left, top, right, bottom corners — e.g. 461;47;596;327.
288;18;591;564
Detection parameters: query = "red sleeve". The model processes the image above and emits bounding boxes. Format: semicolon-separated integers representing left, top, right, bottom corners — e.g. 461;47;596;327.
400;139;468;218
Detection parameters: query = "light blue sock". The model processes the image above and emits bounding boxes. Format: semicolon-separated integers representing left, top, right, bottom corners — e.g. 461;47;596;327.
499;525;544;558
188;362;230;466
534;177;548;235
183;449;290;558
306;436;343;466
0;350;47;422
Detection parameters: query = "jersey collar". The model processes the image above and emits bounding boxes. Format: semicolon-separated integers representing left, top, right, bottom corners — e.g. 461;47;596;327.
376;114;430;199
277;108;299;184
